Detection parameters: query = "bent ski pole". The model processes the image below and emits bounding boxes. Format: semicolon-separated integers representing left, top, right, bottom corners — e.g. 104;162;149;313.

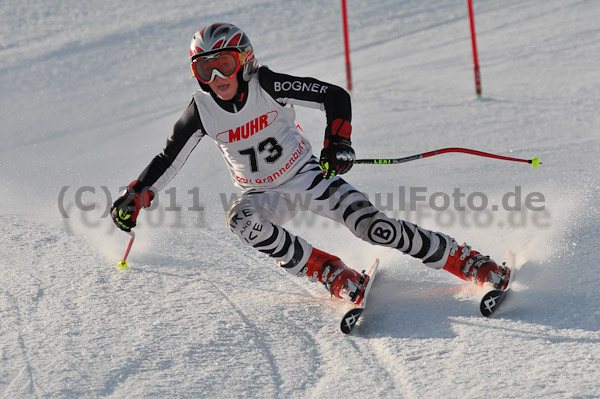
355;147;541;167
117;230;135;269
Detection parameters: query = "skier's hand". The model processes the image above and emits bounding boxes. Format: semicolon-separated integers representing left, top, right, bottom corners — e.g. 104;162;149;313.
319;136;355;179
110;181;154;232
319;118;354;179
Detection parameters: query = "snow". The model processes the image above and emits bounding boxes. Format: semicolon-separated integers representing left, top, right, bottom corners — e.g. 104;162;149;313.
1;0;599;397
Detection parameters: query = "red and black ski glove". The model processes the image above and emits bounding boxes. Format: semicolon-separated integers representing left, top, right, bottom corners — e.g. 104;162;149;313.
319;119;355;179
110;180;154;232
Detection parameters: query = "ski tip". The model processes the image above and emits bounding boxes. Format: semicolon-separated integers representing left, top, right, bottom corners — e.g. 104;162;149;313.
502;249;516;289
370;258;380;273
504;249;515;261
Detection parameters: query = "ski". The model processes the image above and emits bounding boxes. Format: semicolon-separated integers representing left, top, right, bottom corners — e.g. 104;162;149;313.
479;250;516;317
340;258;380;334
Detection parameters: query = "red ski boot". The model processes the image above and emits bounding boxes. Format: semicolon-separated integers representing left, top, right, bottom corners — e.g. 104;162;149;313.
442;241;511;290
304;248;363;303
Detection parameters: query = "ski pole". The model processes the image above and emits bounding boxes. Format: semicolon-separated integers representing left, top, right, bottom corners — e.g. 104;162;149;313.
117;230;135;269
355;147;541;167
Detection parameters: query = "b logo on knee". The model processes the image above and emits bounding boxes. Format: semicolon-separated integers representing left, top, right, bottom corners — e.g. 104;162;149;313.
367;220;397;245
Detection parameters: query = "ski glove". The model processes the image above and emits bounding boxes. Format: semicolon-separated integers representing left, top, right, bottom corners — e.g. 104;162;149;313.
111;180;154;232
319;119;355;179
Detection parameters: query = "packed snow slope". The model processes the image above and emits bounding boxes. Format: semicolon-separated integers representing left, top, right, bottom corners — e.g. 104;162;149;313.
1;0;599;397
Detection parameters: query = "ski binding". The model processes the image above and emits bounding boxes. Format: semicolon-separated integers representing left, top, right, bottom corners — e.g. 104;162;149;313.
340;258;380;334
479;250;516;317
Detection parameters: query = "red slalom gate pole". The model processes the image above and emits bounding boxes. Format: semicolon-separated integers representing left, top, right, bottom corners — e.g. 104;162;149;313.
341;0;353;92
467;0;482;98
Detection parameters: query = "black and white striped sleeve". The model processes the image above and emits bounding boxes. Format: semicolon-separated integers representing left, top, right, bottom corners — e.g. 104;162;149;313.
137;99;206;193
257;66;352;127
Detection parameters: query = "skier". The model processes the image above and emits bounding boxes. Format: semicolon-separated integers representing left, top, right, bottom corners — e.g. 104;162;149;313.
111;23;510;304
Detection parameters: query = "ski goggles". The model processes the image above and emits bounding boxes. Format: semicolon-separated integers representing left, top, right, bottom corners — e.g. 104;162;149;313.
190;50;252;84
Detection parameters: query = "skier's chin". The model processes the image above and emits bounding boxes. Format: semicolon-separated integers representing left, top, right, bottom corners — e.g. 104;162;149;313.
218;86;230;96
216;85;235;100
209;75;238;101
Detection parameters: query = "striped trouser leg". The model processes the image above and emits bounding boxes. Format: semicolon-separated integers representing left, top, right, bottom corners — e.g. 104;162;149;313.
280;165;453;269
226;192;312;276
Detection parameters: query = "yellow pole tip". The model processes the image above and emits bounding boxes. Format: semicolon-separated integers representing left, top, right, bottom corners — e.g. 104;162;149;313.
117;260;128;269
531;157;540;168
